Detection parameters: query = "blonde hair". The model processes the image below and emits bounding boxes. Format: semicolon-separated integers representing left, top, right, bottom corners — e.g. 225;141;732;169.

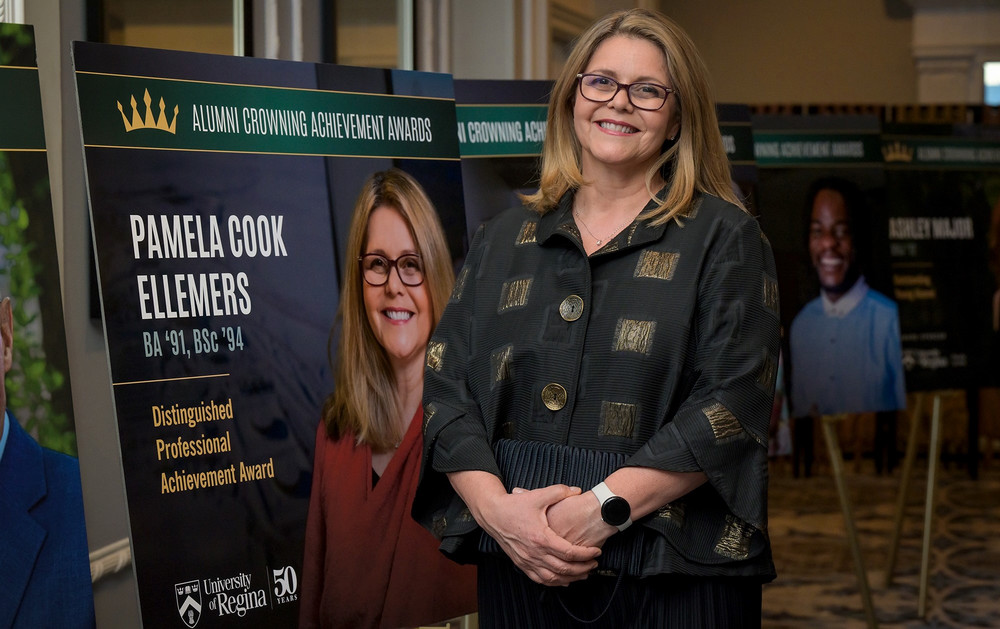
323;169;454;451
523;8;744;223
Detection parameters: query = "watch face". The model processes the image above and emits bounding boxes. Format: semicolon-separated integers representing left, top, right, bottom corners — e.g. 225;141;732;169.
601;496;631;526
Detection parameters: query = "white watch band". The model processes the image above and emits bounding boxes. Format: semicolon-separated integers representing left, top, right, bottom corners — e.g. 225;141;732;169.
591;481;632;531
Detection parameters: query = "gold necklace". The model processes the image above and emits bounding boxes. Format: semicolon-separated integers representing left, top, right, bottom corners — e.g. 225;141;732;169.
573;207;637;246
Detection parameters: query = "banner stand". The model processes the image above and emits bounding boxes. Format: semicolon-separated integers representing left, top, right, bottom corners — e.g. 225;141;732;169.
918;395;944;619
883;393;944;619
884;393;924;587
819;412;879;629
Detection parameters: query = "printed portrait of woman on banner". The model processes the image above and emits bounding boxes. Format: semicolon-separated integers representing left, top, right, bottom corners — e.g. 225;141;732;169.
299;168;476;629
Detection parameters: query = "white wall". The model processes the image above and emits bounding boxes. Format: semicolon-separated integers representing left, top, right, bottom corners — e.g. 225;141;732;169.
451;0;517;78
912;6;1000;102
660;0;917;104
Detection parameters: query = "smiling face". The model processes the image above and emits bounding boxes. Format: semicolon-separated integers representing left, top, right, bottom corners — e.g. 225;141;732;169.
573;35;680;177
809;188;858;300
362;206;432;370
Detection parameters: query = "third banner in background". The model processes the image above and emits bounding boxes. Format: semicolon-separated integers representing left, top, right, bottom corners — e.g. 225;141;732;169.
882;124;998;391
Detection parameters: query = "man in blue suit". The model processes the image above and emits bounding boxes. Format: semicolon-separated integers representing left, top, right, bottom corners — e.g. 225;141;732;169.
0;293;95;628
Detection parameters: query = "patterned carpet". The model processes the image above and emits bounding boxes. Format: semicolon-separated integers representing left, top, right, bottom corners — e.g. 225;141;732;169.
763;463;1000;628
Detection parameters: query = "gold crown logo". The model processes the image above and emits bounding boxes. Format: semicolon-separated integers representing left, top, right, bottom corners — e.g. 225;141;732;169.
882;140;914;162
117;89;179;134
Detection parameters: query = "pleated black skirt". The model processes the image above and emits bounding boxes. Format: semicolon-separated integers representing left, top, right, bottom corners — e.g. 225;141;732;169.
477;555;762;629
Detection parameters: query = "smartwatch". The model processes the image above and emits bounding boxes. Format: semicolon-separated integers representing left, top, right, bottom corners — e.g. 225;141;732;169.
591;481;632;531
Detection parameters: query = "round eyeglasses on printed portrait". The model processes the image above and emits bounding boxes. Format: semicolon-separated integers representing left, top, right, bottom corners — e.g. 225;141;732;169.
576;73;673;111
359;253;425;287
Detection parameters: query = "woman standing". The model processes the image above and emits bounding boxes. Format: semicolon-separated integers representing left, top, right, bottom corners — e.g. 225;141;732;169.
300;169;476;628
414;9;779;628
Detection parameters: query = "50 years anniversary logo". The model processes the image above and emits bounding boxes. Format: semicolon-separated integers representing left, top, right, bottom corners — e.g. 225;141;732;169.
174;565;299;627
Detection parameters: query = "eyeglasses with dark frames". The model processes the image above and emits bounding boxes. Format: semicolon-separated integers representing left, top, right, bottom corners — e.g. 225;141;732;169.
358;253;425;287
576;73;673;111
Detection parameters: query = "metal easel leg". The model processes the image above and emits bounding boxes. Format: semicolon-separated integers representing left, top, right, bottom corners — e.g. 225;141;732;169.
918;395;943;618
821;414;879;629
885;393;924;587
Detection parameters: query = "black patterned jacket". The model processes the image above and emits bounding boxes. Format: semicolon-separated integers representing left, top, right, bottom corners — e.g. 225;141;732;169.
413;189;780;580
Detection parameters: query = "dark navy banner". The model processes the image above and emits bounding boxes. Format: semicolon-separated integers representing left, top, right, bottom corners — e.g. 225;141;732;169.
717;103;757;214
454;79;550;245
73;42;465;628
882;125;998;390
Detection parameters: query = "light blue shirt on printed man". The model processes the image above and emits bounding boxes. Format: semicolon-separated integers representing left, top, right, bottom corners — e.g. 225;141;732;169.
790;276;907;416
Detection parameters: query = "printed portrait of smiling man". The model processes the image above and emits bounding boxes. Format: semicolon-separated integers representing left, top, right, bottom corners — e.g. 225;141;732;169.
789;177;907;423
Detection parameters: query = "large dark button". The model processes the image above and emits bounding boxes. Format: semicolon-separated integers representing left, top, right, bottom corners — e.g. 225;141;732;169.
541;383;567;411
559;294;584;321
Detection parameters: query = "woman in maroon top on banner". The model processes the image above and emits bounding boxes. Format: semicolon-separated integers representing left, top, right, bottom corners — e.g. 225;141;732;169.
299;169;476;628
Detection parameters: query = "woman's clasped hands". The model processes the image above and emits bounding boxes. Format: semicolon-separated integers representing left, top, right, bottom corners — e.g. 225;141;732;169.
482;483;617;587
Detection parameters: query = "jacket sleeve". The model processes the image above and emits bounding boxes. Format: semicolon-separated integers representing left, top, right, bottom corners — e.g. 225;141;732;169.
626;213;781;534
412;224;498;560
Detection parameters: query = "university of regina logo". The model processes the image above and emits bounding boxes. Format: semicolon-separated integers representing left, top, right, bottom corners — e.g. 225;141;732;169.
175;580;202;628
